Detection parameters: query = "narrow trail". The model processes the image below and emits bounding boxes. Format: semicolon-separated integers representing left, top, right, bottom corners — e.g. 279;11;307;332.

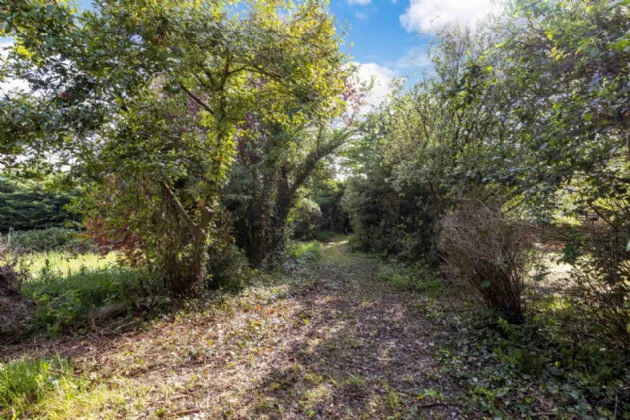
3;237;467;419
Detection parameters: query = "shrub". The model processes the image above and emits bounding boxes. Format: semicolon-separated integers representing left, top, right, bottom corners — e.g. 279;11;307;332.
289;198;323;241
0;242;28;297
1;228;94;253
565;212;630;349
206;244;251;291
439;201;536;323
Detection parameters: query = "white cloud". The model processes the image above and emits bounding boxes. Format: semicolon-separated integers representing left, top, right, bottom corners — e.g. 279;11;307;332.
348;0;371;5
353;62;396;109
400;0;496;33
354;11;368;20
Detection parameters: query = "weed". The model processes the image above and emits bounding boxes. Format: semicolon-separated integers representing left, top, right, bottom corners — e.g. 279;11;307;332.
386;387;400;409
343;374;366;394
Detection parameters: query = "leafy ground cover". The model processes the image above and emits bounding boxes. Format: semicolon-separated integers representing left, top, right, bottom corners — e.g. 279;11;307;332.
0;236;468;419
0;252;151;342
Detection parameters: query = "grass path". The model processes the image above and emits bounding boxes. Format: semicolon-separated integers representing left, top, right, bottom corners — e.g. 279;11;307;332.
2;237;467;419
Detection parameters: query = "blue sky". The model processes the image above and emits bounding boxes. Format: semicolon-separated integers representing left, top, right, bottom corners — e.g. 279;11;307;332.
3;0;497;106
329;0;496;106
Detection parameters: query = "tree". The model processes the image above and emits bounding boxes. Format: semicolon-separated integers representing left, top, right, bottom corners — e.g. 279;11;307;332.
226;122;355;266
1;0;350;294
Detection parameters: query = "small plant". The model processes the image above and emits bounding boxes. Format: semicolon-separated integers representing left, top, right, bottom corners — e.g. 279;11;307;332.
386;386;400;409
343;374;366;394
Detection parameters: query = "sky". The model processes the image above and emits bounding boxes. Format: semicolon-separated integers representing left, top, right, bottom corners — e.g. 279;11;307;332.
1;0;498;107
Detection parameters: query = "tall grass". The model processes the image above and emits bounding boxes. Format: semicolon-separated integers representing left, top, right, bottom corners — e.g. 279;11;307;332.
23;251;119;281
0;357;79;415
15;251;145;336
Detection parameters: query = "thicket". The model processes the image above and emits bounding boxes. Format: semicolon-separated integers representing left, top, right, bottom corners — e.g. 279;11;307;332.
343;0;630;416
1;0;355;295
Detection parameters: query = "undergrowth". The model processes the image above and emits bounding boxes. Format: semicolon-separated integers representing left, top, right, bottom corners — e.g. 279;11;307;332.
374;257;630;418
426;299;630;418
21;264;145;337
286;241;322;263
379;262;444;297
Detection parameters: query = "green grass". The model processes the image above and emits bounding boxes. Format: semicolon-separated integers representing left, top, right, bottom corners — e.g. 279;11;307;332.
22;267;143;336
23;251;118;280
0;357;80;416
379;262;444;297
287;241;322;262
16;251;144;336
0;356;148;419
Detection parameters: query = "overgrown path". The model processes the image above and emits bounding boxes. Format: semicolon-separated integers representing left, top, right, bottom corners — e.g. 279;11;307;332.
3;237;467;419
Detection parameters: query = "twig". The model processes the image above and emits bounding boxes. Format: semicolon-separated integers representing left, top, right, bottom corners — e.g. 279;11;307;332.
419;401;460;409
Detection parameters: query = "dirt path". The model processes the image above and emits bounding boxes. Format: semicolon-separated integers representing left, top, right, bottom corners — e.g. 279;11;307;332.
3;237;467;419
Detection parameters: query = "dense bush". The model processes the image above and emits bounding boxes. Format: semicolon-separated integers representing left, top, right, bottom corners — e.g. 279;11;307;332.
344;173;440;264
439;202;536;323
289;198;323;241
566;215;630;349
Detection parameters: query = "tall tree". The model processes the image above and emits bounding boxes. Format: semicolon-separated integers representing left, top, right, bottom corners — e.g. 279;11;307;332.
1;0;350;294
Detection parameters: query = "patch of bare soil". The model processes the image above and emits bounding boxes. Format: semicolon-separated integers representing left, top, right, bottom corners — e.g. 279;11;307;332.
1;238;468;419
